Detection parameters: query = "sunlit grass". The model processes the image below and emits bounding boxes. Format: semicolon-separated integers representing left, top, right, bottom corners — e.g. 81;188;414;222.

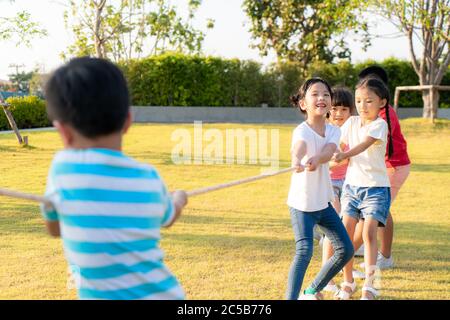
0;119;449;299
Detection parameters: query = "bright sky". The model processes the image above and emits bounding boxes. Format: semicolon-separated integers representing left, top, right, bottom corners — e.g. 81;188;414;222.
0;0;417;80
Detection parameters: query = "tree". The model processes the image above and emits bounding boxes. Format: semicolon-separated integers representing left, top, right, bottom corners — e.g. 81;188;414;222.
243;0;370;74
0;1;47;47
63;0;214;62
8;70;34;93
29;72;49;97
372;0;450;119
0;1;47;145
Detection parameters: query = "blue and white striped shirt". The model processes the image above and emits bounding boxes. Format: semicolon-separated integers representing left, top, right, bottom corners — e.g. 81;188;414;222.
41;148;184;300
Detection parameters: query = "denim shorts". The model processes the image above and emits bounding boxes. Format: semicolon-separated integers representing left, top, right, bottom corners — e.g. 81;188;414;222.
331;179;345;200
341;184;391;227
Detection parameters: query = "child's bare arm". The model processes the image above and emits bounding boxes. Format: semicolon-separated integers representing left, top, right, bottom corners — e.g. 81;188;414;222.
291;140;307;172
306;143;337;171
164;190;188;228
329;158;349;169
329;142;349;168
333;136;378;162
45;221;61;237
40;197;60;237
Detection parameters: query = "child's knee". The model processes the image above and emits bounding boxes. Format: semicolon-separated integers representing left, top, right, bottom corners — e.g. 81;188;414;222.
344;245;354;262
334;241;354;262
363;227;377;243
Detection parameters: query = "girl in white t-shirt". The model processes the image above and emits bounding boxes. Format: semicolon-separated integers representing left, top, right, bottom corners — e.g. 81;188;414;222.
286;78;354;300
333;77;393;300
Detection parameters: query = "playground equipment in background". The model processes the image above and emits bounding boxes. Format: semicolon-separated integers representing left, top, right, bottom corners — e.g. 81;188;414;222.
0;92;28;145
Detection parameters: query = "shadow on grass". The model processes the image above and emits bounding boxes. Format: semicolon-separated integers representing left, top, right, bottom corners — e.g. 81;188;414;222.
128;151;174;164
0;203;45;236
411;163;450;173
2;202;448;270
377;221;450;274
163;232;293;260
168;209;293;257
395;221;450;243
163;219;450;266
379;288;449;300
20;144;37;150
0;145;23;152
0;142;50;153
180;211;290;228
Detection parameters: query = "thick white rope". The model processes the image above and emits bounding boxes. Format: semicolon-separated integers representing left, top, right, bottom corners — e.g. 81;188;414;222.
186;167;295;197
0;188;52;206
0;167;296;205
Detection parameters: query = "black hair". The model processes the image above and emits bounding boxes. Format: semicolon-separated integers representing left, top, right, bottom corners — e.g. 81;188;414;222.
290;77;333;115
358;65;389;85
44;57;130;138
355;77;394;159
331;86;356;115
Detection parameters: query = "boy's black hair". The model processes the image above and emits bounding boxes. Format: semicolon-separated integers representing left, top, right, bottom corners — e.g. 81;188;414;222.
331;86;356;115
290;77;333;115
358;65;388;85
44;57;130;138
355;77;394;159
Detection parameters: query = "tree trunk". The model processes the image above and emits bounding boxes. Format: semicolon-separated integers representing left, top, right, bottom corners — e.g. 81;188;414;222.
94;1;106;59
422;88;440;120
2;106;23;144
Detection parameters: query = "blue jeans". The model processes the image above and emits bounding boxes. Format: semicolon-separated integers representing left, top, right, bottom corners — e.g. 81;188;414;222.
286;204;354;300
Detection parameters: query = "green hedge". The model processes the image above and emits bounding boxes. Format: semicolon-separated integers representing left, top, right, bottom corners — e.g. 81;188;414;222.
1;56;446;132
122;53;450;108
0;96;50;130
122;52;264;107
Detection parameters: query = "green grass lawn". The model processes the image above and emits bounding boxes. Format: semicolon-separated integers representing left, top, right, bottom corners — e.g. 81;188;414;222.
0;118;449;300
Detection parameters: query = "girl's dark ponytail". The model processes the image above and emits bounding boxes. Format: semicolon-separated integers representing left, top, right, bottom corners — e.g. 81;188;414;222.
289;94;301;108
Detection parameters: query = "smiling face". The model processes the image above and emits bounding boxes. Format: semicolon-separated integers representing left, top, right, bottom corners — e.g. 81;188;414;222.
355;87;387;123
329;105;351;127
300;82;331;118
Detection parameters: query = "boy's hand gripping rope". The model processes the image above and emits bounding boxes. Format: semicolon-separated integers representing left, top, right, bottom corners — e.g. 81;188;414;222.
0;167;297;207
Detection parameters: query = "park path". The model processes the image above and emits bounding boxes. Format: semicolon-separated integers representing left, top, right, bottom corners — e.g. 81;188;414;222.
0;127;55;134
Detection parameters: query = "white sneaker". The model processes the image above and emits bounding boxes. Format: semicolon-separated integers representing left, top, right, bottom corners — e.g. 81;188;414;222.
354;244;364;257
299;292;324;300
360;252;394;270
323;283;339;293
352;269;365;279
377;253;394;269
334;281;357;300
